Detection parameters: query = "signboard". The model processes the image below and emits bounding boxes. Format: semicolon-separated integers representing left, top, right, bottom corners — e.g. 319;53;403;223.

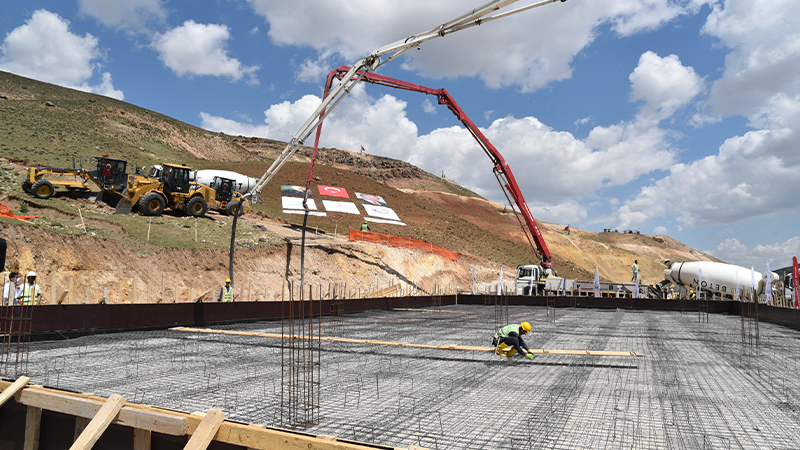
362;204;400;221
322;200;360;215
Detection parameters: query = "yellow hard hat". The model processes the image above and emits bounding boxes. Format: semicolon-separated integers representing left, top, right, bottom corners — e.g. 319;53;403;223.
225;278;231;283
689;290;694;294
521;322;532;332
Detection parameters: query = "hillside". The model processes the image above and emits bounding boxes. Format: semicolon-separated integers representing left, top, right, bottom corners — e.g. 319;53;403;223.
0;71;718;302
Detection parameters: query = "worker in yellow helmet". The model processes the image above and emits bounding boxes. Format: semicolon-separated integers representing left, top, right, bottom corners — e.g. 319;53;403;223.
492;322;534;360
219;278;233;302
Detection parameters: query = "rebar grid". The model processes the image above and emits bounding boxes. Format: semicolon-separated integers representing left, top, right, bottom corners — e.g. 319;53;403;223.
0;303;33;378
16;305;800;449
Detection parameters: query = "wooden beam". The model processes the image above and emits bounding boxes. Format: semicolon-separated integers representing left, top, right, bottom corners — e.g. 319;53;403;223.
0;376;30;407
172;327;644;357
74;417;89;441
24;406;42;450
70;394;126;450
184;410;225;450
17;388;188;436
133;428;152;450
0;380;434;450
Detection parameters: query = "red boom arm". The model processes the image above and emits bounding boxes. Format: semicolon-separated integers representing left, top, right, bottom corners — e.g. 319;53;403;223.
314;66;552;267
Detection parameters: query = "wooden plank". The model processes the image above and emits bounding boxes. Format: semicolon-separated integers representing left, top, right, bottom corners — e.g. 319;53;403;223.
210;419;419;450
74;416;89;441
171;327;644;357
24;406;42;450
184;409;225;450
0;376;30;407
134;428;152;450
70;394;126;450
17;388;188;436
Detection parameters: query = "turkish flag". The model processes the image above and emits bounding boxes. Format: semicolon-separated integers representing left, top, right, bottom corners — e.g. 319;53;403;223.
317;185;349;198
102;163;113;177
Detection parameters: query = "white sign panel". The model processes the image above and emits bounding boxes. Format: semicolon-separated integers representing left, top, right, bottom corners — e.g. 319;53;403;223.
282;197;317;210
322;200;360;215
364;217;406;226
363;204;400;221
282;210;327;216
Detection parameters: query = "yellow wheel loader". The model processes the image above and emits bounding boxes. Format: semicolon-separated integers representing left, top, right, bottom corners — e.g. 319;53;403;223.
208;176;251;216
120;163;218;217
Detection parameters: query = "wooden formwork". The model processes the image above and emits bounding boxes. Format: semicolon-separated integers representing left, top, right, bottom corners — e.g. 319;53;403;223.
0;378;428;450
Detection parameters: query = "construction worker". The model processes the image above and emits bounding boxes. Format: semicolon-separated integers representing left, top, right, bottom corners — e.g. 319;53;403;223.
219;278;233;302
688;290;696;300
2;272;20;305
631;260;639;282
20;271;43;305
492;322;535;360
361;221;370;232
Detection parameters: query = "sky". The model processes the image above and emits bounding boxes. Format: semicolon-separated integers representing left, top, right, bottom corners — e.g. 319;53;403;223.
1;0;799;269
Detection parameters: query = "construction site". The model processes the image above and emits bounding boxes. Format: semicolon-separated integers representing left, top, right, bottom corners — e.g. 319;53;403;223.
2;0;800;448
2;298;800;449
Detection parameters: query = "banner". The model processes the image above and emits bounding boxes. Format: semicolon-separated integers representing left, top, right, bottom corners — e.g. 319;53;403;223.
793;256;799;309
356;192;388;206
593;267;600;298
281;185;312;197
765;262;772;304
499;266;503;295
318;185;349;198
698;268;703;300
281;197;317;210
322;200;360;215
363;204;401;221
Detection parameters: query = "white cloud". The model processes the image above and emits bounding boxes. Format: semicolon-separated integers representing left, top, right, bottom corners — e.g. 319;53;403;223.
607;0;800;230
707;237;800;269
295;57;329;84
422;99;437;115
78;0;166;31
0;10;124;99
653;225;668;235
629;51;703;122
153;21;259;84
247;0;704;91
703;0;800;118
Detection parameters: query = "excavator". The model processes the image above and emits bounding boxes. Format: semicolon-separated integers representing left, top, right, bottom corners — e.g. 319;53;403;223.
320;66;553;269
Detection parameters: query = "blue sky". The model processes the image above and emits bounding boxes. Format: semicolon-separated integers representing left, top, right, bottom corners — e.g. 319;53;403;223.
2;0;799;269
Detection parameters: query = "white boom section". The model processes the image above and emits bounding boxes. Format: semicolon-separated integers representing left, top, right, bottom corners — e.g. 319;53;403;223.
242;0;566;204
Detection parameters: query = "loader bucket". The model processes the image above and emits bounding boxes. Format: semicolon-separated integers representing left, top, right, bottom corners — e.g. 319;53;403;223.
114;198;133;214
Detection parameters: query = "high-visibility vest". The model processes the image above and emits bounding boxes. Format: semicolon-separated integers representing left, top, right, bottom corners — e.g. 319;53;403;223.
221;286;233;302
632;264;639;274
21;283;40;305
499;324;521;337
361;223;369;231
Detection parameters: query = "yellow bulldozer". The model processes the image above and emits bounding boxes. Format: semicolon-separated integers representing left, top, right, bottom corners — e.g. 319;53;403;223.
119;162;219;217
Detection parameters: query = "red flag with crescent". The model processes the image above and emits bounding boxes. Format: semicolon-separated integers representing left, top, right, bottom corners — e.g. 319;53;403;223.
317;185;349;198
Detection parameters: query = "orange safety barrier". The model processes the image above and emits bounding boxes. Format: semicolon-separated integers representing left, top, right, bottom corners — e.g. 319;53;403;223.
0;203;38;220
349;229;457;261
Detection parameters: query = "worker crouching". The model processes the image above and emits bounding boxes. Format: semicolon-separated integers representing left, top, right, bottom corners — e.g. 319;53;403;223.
492;322;534;360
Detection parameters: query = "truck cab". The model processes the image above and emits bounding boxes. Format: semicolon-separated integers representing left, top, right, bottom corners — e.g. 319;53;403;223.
516;264;544;295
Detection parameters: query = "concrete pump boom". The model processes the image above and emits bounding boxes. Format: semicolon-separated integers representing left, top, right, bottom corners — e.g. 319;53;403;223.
319;67;553;268
240;0;567;206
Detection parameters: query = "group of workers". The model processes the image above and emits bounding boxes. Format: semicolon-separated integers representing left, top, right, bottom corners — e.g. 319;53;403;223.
2;271;43;306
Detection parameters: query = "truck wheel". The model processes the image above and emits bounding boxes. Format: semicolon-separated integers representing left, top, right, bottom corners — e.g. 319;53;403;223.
21;181;32;194
186;196;208;217
31;179;55;199
139;192;165;216
224;200;240;216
